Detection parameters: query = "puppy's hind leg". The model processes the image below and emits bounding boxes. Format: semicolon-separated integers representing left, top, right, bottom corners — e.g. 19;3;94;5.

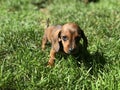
42;35;47;51
42;18;50;51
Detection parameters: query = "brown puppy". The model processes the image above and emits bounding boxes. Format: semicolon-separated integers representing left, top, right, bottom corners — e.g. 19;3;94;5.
42;23;88;66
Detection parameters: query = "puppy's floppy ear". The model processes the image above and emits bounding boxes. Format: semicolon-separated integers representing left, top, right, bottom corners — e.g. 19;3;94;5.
81;30;88;49
51;30;61;52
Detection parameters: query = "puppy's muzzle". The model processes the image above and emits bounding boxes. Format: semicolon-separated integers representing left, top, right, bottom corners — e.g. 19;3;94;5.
69;47;73;52
68;47;76;54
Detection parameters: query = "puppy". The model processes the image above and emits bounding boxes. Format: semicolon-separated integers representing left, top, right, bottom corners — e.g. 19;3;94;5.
42;23;88;66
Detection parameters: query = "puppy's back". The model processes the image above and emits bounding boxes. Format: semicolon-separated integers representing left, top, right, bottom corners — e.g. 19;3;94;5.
45;25;62;43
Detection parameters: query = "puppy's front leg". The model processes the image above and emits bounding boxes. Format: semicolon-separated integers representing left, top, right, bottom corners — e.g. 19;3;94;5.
48;48;56;66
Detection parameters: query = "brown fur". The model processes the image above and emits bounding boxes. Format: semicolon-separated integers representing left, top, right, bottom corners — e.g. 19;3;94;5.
42;23;88;66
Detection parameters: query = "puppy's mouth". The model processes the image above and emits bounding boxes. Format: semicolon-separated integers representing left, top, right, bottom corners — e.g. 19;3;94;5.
65;48;79;55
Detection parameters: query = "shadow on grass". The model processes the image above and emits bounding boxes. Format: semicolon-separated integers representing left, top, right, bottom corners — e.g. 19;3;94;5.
0;50;13;59
82;0;99;4
32;0;52;9
76;46;106;75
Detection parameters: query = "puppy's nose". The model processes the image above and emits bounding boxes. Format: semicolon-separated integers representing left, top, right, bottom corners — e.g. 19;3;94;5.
69;48;74;53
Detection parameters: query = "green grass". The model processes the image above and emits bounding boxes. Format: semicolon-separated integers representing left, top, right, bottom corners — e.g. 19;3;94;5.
0;0;120;89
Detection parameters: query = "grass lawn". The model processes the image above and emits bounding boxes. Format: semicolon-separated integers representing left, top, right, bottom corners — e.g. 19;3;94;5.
0;0;120;89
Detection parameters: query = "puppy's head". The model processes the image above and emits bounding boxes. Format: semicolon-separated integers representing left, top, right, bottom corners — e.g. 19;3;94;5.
60;23;88;54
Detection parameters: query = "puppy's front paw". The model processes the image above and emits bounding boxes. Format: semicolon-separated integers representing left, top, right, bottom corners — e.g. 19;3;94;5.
41;45;45;51
47;61;54;67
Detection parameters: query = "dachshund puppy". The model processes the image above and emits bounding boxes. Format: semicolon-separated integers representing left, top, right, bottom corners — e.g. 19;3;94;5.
42;23;88;66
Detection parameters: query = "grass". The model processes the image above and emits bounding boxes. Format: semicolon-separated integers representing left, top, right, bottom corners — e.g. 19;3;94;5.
0;0;120;89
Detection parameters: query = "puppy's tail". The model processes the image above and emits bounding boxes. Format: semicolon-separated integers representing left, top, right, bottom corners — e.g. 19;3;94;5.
46;18;50;28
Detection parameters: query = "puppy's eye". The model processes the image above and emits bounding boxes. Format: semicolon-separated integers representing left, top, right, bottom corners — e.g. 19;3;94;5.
62;36;68;41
